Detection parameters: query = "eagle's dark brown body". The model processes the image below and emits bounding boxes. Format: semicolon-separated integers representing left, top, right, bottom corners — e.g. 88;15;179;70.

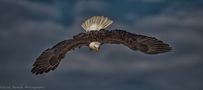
31;29;171;75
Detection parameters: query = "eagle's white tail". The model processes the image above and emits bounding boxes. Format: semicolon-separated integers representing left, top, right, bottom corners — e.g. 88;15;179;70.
81;16;113;31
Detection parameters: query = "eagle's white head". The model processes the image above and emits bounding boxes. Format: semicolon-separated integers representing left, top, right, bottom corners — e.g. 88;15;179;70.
89;41;101;52
81;16;113;51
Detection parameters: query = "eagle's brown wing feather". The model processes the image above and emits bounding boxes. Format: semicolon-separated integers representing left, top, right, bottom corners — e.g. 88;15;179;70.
101;30;171;54
31;39;90;75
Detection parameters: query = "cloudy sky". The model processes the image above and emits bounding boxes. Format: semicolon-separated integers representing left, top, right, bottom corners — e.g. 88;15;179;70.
0;0;203;90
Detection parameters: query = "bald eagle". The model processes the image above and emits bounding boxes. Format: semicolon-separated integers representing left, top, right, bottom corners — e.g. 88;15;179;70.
31;16;171;75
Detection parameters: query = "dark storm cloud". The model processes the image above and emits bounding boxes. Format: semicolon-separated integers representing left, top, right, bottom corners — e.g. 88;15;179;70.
0;0;203;90
0;0;66;58
0;0;68;85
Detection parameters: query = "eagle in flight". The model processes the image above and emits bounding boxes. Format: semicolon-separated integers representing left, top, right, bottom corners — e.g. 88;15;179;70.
31;16;171;75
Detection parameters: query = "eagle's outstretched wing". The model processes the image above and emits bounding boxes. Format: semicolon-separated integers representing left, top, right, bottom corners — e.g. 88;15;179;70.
31;38;90;75
101;30;171;54
32;30;171;75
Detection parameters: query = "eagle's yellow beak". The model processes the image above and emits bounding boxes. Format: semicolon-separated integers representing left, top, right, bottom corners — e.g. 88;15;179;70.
95;47;100;52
